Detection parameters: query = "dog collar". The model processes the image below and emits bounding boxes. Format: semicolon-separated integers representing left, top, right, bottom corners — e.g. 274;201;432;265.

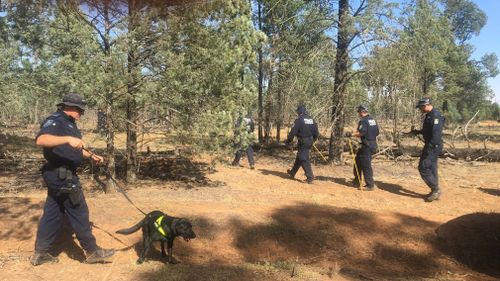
154;215;168;237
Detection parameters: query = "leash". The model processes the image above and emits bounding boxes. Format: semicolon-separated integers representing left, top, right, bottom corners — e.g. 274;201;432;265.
83;147;147;216
90;222;132;250
346;137;363;191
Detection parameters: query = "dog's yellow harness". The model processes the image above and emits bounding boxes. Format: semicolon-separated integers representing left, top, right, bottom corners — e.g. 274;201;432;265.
154;215;168;237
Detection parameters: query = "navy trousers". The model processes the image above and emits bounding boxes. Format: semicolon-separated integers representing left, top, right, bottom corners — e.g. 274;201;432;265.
34;190;97;253
418;144;441;192
289;137;314;181
232;145;255;166
353;145;375;187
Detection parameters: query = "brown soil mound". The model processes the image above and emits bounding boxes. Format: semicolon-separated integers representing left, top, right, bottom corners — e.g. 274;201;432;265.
436;213;500;278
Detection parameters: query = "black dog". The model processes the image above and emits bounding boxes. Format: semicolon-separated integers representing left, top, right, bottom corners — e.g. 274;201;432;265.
116;210;196;264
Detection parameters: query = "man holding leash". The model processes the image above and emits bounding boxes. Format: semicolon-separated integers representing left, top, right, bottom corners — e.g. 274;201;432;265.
412;97;444;202
31;93;115;266
286;105;319;184
346;105;379;190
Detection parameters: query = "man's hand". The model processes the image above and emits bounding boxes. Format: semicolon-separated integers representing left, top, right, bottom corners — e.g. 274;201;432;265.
67;137;85;150
344;132;352;138
410;128;420;135
91;154;105;165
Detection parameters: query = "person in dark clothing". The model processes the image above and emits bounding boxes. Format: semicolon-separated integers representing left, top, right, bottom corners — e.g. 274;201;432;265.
412;97;444;202
286;105;319;183
31;93;115;266
346;105;379;190
232;112;256;169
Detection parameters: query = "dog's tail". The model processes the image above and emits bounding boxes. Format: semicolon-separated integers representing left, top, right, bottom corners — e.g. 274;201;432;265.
116;218;145;235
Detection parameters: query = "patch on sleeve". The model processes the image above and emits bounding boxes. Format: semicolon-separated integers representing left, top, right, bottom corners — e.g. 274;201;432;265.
304;118;314;125
358;124;363;130
368;120;377;126
434;118;439;125
42;120;56;128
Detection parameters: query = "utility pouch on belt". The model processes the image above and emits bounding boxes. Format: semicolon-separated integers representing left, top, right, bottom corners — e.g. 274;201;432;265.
57;166;82;207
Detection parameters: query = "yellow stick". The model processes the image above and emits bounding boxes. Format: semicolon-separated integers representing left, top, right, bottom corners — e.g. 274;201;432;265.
312;143;328;163
347;138;363;190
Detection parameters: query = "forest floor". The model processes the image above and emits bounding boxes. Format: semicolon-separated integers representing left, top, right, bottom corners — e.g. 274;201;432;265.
0;126;500;281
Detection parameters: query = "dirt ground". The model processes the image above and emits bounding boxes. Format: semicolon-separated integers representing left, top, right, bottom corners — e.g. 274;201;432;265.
1;144;500;281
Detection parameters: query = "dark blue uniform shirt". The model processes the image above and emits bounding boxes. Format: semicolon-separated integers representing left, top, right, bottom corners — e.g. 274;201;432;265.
36;111;84;189
358;115;379;151
287;113;319;143
422;108;444;147
358;115;379;141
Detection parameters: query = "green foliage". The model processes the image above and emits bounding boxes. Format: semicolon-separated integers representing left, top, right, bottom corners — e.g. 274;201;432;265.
0;0;498;158
443;0;487;43
183;110;235;158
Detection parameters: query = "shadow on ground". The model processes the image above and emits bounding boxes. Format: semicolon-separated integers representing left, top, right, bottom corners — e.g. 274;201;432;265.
478;187;500;197
133;204;499;280
0;197;43;240
315;175;353;188
258;169;293;180
436;212;500;278
375;180;424;199
230;203;444;279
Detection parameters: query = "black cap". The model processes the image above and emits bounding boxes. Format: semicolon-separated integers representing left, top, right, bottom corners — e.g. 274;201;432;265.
296;105;306;115
357;105;368;113
57;92;87;111
416;97;431;108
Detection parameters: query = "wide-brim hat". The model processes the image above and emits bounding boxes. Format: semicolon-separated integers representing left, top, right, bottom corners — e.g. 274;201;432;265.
57;92;87;111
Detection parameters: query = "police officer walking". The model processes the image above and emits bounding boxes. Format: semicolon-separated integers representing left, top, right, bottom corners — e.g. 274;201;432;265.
286;105;319;184
232;112;256;169
346;105;379;190
412;97;444;202
31;93;115;266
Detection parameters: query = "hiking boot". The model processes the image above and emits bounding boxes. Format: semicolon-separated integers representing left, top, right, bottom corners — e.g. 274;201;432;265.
250;164;255;170
352;182;361;189
306;178;314;184
30;252;59;266
85;247;115;264
425;190;441;202
286;169;294;179
364;185;376;191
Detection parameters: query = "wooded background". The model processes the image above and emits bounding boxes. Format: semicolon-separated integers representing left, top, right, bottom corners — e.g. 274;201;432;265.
1;0;499;188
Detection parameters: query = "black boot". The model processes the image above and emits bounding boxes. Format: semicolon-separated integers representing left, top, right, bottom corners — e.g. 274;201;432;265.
286;169;294;179
31;252;59;266
352;179;361;188
85;247;115;264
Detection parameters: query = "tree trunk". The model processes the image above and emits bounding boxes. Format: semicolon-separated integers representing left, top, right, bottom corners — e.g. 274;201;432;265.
126;0;138;183
257;2;264;143
103;0;116;193
264;65;273;144
276;87;282;142
328;0;349;162
105;101;115;193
